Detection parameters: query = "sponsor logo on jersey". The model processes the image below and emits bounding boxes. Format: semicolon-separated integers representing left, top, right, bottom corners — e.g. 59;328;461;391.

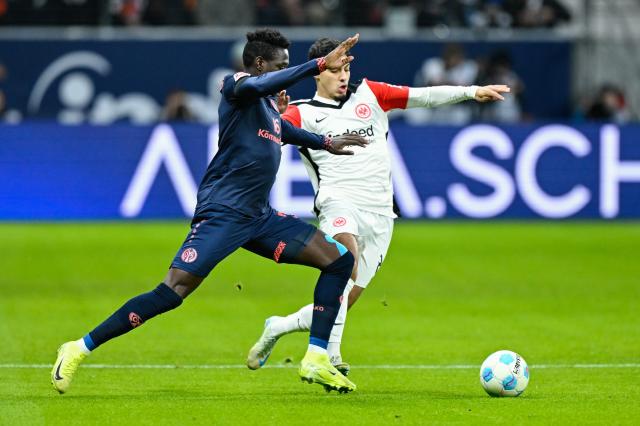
181;247;198;263
333;217;347;227
129;312;143;328
257;128;282;145
355;103;372;119
273;240;287;263
315;116;328;123
327;124;374;139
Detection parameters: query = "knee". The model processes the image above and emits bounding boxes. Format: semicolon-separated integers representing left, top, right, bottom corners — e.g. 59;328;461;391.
164;268;203;299
165;281;192;299
324;250;355;276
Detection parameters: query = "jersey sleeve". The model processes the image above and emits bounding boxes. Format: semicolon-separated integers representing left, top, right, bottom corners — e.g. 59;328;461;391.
281;117;327;150
231;59;323;102
281;104;302;128
365;79;410;111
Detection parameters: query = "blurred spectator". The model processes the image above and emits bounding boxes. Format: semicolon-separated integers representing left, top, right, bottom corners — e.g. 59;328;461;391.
142;0;196;26
585;84;630;124
0;62;22;123
476;50;524;122
162;90;193;122
305;0;334;26
111;0;144;26
0;0;573;28
411;43;478;124
257;0;305;26
504;0;570;28
344;0;384;26
415;0;466;27
197;0;254;26
1;0;100;25
112;0;195;26
478;0;514;28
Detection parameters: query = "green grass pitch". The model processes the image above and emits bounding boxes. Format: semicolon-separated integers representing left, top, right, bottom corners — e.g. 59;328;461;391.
1;221;639;425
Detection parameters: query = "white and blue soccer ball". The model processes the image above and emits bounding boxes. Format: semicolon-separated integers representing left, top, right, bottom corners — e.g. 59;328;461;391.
480;350;529;397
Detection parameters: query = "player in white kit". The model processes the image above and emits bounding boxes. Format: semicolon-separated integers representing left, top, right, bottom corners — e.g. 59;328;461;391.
247;38;509;374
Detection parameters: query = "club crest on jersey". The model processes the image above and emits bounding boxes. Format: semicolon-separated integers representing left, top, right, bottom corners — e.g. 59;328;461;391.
355;103;372;119
181;248;198;263
129;312;143;328
333;217;347;227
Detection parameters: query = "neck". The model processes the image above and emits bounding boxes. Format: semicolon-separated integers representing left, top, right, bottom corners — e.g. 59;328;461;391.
315;85;336;101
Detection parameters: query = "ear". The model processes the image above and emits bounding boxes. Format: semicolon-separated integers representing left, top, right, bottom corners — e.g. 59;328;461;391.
255;56;265;73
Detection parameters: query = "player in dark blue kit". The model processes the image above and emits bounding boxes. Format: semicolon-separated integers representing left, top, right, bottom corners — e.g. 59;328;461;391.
52;29;366;394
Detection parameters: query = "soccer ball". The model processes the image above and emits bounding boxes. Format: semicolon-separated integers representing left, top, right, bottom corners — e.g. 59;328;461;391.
479;350;529;397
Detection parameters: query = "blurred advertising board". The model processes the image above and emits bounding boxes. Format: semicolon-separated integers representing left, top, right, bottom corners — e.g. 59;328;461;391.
1;123;638;220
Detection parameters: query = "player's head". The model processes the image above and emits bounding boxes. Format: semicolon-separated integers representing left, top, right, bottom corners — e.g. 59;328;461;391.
242;29;291;75
308;38;351;101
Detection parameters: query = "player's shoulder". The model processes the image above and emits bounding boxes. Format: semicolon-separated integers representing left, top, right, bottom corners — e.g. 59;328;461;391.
289;98;313;106
221;72;251;92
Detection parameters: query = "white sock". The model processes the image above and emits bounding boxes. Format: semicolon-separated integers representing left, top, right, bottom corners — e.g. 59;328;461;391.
269;304;313;336
327;279;354;363
307;344;327;354
76;338;92;355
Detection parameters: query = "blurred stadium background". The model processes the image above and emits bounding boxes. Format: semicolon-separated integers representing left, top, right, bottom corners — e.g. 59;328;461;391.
1;1;639;425
1;0;640;219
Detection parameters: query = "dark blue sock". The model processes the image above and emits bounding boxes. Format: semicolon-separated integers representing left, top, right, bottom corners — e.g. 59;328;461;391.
84;283;183;350
309;251;354;347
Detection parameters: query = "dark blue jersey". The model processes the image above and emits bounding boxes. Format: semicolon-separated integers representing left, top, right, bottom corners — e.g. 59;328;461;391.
194;59;328;218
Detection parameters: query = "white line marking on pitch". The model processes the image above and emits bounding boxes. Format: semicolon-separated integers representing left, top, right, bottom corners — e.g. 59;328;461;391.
1;363;639;370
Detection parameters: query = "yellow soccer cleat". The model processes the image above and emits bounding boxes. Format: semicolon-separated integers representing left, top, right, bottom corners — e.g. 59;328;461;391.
299;351;356;394
51;341;88;394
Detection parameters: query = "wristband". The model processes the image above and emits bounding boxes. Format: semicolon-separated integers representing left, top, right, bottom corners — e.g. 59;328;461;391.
316;57;327;73
323;135;333;150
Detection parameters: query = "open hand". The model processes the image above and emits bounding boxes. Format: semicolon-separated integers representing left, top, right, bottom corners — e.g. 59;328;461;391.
323;33;359;72
277;90;290;114
325;134;368;155
475;85;511;102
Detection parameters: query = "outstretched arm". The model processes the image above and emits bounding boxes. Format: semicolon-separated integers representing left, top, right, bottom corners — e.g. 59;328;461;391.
407;84;510;107
233;60;323;100
365;79;510;111
232;33;360;101
281;118;368;155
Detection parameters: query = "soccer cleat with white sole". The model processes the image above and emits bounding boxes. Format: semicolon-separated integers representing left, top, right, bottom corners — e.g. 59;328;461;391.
51;341;88;394
246;316;283;370
299;351;356;393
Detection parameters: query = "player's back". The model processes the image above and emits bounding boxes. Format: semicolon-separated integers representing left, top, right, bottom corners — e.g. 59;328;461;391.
195;73;284;218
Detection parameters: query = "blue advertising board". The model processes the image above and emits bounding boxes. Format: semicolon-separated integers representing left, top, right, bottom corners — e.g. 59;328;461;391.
0;39;570;122
1;123;639;220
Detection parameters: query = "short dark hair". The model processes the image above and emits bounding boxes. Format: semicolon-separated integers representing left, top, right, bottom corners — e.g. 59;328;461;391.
307;38;341;60
243;29;291;68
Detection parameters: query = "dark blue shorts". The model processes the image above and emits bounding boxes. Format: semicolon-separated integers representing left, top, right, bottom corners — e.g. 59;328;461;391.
170;206;317;277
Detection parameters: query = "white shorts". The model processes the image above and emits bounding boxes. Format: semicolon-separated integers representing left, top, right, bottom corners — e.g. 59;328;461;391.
317;201;394;289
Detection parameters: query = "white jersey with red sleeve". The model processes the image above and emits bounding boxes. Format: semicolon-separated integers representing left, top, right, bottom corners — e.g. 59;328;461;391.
282;79;477;218
282;78;410;218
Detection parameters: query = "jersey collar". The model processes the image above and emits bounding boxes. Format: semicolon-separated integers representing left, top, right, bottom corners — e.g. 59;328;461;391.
308;91;352;109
